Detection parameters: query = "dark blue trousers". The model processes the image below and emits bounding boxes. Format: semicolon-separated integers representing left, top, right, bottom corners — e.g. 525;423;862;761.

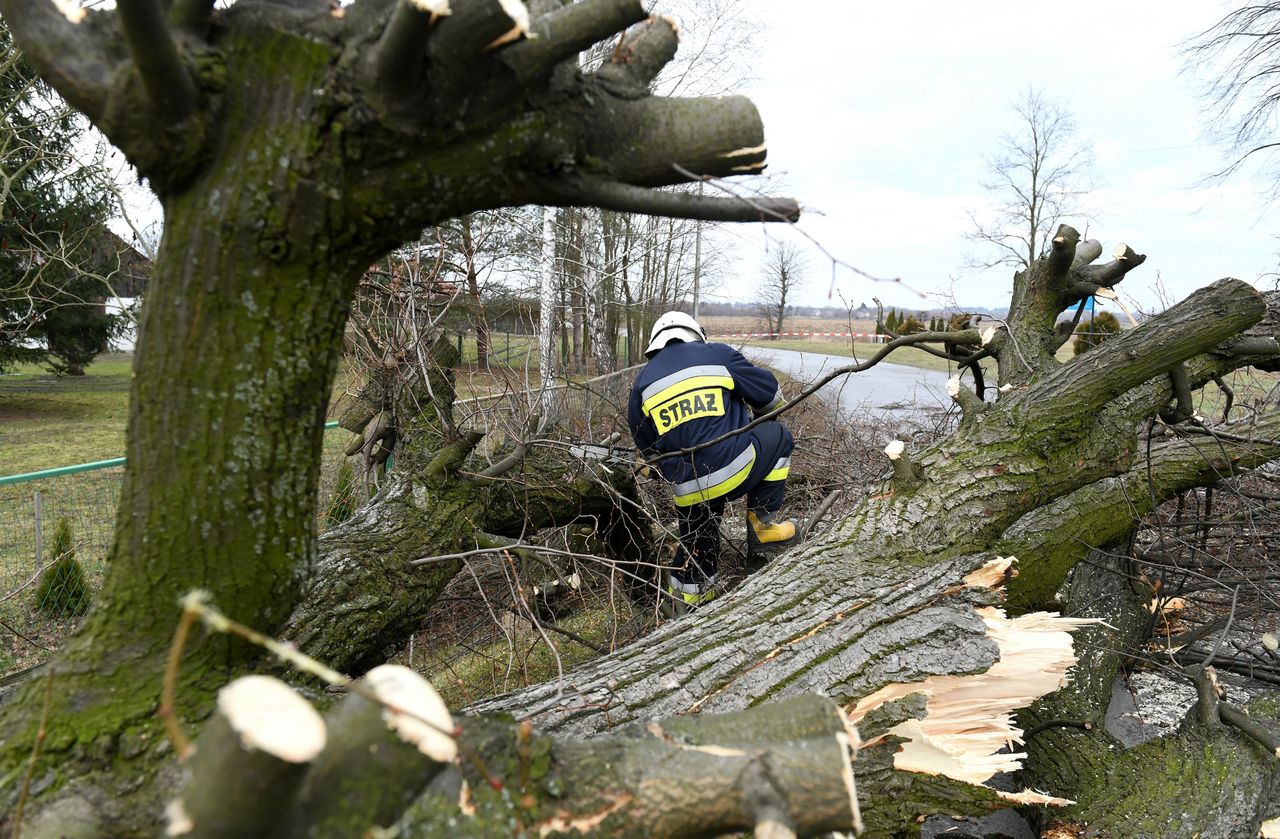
672;421;793;586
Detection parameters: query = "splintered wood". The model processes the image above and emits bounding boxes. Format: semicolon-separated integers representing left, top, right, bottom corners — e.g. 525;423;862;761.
847;556;1092;806
961;555;1017;588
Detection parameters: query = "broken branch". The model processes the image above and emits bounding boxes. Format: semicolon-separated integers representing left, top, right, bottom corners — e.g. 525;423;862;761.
369;0;450;103
1049;224;1081;278
594;14;679;91
504;0;647;81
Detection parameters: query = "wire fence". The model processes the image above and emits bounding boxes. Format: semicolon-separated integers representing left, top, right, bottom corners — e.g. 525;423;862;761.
1;463;123;677
0;423;354;679
0;366;641;680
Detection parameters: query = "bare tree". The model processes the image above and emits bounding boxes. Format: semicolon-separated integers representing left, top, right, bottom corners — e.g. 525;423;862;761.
966;87;1094;270
756;240;806;334
1188;3;1280;192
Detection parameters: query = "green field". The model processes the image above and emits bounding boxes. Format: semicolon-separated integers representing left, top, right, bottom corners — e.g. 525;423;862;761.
735;337;988;375
0;353;133;477
0;336;547;479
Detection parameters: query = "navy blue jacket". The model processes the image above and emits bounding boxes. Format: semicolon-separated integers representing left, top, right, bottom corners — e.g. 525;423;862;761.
628;341;783;506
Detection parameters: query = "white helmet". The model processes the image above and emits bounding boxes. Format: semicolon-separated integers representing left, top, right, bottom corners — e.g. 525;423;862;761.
645;311;706;357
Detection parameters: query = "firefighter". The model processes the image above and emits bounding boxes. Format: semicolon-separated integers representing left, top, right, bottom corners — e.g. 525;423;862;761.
628;311;797;616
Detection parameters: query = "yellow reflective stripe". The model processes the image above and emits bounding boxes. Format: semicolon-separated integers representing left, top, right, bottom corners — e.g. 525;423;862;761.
763;465;790;482
642;375;734;417
672;454;755;507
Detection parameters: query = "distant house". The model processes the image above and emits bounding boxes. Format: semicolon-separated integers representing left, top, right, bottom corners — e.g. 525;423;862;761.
90;234;152;352
86;231;152;298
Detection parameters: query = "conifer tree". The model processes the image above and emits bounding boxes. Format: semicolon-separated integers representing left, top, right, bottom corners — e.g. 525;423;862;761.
35;517;91;617
0;21;121;375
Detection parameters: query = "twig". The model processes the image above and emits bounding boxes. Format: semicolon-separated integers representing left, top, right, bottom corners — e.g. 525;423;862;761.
1201;585;1239;669
524;611;609;656
671;162;927;300
12;665;55;838
1179;424;1280;448
0;562;55;606
0;617;51;651
159;602;199;760
411;544;619;567
799;489;842;541
1218;703;1280;757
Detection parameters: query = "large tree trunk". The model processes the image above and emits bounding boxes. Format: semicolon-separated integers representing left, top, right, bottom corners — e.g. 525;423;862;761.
0;40;373;819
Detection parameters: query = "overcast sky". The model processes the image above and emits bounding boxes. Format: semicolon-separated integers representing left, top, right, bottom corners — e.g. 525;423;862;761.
107;1;1280;319
713;1;1280;315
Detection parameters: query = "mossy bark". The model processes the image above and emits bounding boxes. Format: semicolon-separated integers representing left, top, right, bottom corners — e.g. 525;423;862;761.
0;20;373;825
1020;552;1280;838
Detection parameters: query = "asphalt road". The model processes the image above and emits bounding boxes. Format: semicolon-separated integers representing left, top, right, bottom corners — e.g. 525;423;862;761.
742;346;954;419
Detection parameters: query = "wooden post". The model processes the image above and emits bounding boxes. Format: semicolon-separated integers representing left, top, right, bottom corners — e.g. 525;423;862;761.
33;491;43;571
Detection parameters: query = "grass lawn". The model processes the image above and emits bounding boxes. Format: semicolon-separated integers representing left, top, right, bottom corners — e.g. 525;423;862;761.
0;353;133;477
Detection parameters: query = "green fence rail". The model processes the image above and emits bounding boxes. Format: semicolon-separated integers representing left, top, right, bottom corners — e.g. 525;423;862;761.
0;421;341;487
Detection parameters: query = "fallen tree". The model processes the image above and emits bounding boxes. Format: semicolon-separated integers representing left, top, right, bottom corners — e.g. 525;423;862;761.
2;0;1280;835
465;268;1280;837
283;341;650;677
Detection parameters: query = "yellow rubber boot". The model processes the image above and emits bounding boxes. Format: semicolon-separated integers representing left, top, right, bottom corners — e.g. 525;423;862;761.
747;511;797;558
